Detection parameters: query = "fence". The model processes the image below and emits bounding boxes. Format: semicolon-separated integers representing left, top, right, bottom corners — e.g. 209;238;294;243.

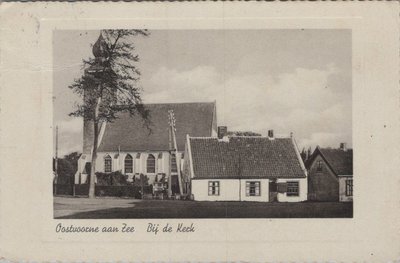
53;184;74;196
53;184;152;198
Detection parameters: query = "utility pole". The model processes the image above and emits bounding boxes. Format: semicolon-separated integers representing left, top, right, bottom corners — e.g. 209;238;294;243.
167;110;183;197
54;126;59;195
167;126;173;198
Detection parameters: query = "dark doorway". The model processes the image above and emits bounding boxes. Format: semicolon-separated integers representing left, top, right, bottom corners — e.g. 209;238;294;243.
269;180;278;202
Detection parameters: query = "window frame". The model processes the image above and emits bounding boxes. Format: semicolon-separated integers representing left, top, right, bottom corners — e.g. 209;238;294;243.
316;160;323;172
208;181;220;196
124;154;133;174
245;181;261;196
345;179;353;196
104;155;112;173
286;181;300;197
146;154;156;174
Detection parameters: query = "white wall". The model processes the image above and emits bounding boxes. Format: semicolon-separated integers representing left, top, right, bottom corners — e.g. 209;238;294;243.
73;151;183;185
191;179;269;202
276;178;308;202
94;151;182;174
192;179;240;201
339;176;353;202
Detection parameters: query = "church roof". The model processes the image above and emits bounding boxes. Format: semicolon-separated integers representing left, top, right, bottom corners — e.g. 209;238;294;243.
188;137;306;179
96;102;216;152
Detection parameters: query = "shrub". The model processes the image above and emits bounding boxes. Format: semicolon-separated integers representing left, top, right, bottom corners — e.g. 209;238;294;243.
95;171;128;186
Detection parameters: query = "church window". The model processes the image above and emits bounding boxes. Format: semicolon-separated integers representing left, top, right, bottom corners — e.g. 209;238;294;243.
147;154;156;173
104;155;112;173
124;154;133;174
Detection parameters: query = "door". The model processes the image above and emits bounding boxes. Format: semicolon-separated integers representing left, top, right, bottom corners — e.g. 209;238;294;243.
269;180;278;202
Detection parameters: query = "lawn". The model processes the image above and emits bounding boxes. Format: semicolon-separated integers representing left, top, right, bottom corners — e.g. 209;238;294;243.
54;196;353;219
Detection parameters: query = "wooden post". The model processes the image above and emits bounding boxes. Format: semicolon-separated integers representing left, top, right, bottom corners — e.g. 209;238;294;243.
54;126;59;195
167;126;173;198
171;122;183;196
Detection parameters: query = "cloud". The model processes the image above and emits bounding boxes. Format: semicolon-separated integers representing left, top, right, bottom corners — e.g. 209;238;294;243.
142;66;223;103
54;118;83;156
140;64;351;149
56;118;83;134
298;132;352;150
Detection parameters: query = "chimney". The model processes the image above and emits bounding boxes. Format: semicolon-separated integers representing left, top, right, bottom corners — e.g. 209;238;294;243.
340;143;347;151
268;130;274;138
217;126;227;139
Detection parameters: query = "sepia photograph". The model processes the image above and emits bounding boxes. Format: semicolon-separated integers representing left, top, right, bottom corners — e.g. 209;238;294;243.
53;29;353;219
1;2;399;262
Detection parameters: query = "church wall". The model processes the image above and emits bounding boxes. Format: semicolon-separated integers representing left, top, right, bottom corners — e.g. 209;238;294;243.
92;151;183;185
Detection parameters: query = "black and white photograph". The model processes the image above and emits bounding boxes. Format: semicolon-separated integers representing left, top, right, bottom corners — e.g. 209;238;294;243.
53;29;353;219
1;2;399;262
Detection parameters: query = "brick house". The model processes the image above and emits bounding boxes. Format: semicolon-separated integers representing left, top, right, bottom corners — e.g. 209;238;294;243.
74;102;217;188
305;143;353;202
183;129;308;202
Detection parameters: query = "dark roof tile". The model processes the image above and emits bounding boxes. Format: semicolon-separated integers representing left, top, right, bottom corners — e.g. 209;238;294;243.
189;137;306;179
96;102;215;152
319;148;353;175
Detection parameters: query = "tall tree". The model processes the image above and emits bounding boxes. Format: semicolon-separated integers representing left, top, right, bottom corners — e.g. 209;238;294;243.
69;30;150;198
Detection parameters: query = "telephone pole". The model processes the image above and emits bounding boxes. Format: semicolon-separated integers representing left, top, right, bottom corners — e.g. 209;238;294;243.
54;126;59;194
167;110;183;197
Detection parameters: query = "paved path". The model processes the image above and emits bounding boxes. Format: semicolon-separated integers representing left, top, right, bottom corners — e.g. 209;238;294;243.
54;196;353;219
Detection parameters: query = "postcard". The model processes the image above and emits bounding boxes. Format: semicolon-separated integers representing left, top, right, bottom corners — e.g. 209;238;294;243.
0;2;399;262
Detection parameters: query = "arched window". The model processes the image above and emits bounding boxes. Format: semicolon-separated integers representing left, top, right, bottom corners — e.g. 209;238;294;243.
124;154;133;174
104;155;112;173
147;154;156;173
171;153;177;173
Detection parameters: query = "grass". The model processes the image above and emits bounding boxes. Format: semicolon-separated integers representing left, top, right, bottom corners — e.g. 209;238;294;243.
54;196;353;219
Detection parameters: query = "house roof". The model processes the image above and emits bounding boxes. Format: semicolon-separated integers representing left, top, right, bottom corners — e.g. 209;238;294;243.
96;102;216;152
189;137;306;179
306;147;353;176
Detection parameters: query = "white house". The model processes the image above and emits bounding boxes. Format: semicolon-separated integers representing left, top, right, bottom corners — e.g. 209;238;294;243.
75;102;217;190
183;129;308;202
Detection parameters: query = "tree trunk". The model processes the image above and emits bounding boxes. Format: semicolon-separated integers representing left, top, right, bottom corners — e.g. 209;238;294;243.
88;97;102;198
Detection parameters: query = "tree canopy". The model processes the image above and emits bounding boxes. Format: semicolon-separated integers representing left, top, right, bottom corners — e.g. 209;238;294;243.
69;30;150;123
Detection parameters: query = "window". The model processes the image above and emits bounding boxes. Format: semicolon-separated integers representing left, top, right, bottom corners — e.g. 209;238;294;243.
208;181;220;196
286;181;299;196
246;181;261;196
346;179;353;196
317;160;323;172
104;155;112;173
124;154;133;174
147;154;156;173
171;153;177;173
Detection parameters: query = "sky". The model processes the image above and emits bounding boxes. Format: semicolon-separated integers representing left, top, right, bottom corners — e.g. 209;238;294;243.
53;29;352;157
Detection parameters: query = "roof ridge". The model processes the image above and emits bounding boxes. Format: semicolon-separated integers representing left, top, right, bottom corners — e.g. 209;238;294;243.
189;137;216;139
142;101;215;106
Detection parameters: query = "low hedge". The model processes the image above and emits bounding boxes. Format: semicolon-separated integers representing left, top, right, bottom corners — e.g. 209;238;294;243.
95;185;152;198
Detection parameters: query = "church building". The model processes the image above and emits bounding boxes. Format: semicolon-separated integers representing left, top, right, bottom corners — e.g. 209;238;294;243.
74;102;217;187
